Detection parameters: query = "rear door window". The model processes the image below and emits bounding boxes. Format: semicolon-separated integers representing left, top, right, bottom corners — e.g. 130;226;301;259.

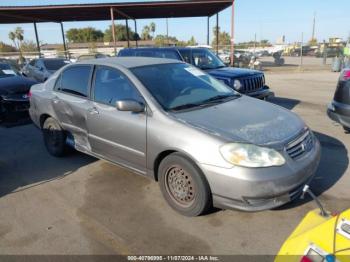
58;65;92;97
93;66;142;106
178;49;192;64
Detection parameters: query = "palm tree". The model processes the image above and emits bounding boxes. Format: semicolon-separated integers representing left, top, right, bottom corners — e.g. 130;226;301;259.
14;27;24;50
8;31;17;49
142;25;151;40
149;22;156;39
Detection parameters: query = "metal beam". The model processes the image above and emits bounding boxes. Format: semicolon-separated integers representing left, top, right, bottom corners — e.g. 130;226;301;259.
134;20;138;47
216;13;219;55
207;16;210;46
33;22;41;58
166;18;169;46
125;19;130;48
230;0;235;66
110;7;117;55
60;22;68;59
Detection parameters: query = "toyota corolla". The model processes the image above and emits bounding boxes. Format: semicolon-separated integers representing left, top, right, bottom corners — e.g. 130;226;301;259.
29;57;321;216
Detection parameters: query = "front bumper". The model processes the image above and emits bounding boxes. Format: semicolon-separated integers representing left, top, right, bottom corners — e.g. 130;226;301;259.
200;137;321;211
246;86;275;100
0;95;30;120
327;101;350;128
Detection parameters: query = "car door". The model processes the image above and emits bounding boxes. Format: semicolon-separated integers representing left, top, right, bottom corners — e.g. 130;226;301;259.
87;65;147;174
52;65;94;151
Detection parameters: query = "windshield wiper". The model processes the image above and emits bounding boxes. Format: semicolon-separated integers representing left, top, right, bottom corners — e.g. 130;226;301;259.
169;103;204;112
200;94;240;104
169;94;240;112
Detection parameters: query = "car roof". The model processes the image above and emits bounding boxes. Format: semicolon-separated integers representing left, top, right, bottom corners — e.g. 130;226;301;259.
120;47;207;51
76;57;183;69
38;58;68;61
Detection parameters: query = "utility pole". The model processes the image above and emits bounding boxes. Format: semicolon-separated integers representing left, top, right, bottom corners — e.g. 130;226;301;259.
300;32;304;69
254;33;257;53
311;12;316;41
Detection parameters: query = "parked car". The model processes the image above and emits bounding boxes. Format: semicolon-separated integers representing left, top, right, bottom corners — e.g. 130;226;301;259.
0;58;22;71
29;57;321;216
327;68;350;132
0;63;37;122
22;58;70;82
77;53;109;61
118;47;274;100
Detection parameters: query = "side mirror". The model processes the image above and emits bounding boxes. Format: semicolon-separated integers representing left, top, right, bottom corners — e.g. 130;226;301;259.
116;99;145;113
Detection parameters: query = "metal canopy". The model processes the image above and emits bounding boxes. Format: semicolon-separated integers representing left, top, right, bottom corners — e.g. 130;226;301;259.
0;0;232;24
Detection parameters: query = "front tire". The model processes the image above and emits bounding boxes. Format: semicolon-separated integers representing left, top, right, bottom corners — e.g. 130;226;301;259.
42;117;67;157
158;153;212;217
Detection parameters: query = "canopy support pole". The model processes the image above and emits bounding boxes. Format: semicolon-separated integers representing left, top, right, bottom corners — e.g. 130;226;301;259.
125;19;130;48
216;13;219;55
60;22;68;59
134;20;138;47
33;22;41;58
110;7;117;55
207;16;210;46
230;0;235;67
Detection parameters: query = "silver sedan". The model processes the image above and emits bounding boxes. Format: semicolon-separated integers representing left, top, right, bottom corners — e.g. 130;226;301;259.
29;57;321;216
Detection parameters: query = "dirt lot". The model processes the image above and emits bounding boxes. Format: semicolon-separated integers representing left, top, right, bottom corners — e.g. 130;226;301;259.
0;64;348;255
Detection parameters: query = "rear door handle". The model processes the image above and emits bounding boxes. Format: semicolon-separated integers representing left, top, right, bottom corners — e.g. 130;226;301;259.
88;107;99;115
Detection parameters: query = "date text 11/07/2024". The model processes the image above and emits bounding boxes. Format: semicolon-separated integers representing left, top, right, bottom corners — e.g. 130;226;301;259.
127;256;220;261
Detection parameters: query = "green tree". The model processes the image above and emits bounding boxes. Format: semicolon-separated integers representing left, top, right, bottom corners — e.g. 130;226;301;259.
260;39;271;47
149;22;156;38
8;32;16;49
104;24;139;42
211;26;231;47
154;35;178;46
309;38;318;46
20;40;37;53
8;27;24;50
142;25;151;40
187;36;197;46
0;42;17;52
66;27;104;43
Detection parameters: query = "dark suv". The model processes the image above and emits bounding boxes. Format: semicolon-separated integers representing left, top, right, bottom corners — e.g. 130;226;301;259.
328;68;350;131
118;47;274;99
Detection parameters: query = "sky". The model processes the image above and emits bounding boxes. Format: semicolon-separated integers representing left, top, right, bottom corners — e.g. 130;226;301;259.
0;0;349;46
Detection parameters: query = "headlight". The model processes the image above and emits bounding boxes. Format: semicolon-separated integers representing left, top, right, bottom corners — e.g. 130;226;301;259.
233;79;242;90
220;143;285;167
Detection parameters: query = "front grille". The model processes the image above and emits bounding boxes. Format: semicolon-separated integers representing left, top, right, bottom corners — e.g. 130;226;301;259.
240;75;265;93
286;130;314;160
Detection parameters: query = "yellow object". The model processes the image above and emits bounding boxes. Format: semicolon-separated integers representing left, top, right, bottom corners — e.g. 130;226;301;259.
275;209;350;262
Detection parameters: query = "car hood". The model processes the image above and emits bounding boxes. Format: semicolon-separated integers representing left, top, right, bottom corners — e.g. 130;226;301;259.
0;75;37;95
172;96;305;147
206;67;262;79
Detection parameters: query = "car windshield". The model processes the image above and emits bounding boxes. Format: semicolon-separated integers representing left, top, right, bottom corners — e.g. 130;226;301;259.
131;63;239;111
0;63;18;78
192;49;226;70
44;59;69;71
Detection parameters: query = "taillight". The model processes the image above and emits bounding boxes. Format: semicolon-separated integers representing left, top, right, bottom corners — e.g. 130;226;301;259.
341;69;350;81
300;256;313;262
28;91;32;98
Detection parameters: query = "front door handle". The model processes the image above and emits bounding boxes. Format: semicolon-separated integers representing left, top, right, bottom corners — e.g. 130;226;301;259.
88;107;99;115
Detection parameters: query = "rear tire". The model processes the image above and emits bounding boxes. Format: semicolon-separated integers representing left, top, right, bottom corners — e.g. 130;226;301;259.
158;153;212;217
42;117;67;157
343;126;350;133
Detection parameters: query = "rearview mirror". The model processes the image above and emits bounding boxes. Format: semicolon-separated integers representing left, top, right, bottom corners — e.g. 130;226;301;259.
116;100;145;113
